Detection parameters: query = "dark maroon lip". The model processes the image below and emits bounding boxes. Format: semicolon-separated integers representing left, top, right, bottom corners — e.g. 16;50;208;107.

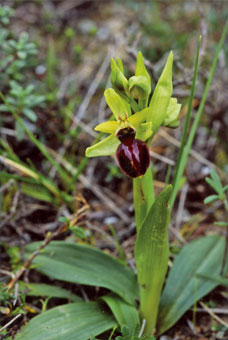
116;128;150;178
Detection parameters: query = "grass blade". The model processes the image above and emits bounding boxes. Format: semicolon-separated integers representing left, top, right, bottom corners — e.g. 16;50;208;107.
170;19;228;208
170;36;201;208
0;92;71;188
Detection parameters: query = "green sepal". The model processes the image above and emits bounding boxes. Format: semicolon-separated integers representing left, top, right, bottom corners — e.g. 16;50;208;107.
110;58;129;96
135;122;153;141
104;88;131;121
86;134;120;157
94;121;118;134
147;51;173;136
163;97;181;128
129;75;151;100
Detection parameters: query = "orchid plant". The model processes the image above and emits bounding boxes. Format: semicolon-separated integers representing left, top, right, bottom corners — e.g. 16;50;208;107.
86;51;181;335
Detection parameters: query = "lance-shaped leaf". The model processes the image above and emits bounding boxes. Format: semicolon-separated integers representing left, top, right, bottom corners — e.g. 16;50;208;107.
134;185;172;335
25;241;138;305
157;234;228;335
104;88;131;120
133;167;155;232
15;302;116;340
147;52;173;136
101;294;140;333
18;281;82;301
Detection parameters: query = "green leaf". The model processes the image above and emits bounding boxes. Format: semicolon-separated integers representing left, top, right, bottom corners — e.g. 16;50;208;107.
101;294;139;332
223;184;228;192
157;234;228;335
15;302;116;340
196;273;228;287
210;169;224;193
134;185;172;335
15;120;25;140
25;241;138;305
104;88;131;120
214;221;228;227
133;167;154;232
86;134;120;157
23;108;37;122
18;282;82;301
204;194;219;204
20;182;56;203
147;52;173;136
205;177;221;195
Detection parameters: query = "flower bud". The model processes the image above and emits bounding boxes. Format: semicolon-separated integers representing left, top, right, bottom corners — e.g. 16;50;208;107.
110;58;128;96
129;75;151;100
163;97;181;128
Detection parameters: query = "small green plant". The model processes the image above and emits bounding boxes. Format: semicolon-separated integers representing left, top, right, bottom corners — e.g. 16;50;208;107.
204;169;228;275
0;5;44;140
7;18;228;340
0;80;45;139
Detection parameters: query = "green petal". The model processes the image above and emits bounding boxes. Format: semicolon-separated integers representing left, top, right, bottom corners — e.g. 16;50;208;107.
86;134;120;157
128;107;149;127
104;88;131;120
94;121;118;134
135;122;153;141
147;51;173;136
